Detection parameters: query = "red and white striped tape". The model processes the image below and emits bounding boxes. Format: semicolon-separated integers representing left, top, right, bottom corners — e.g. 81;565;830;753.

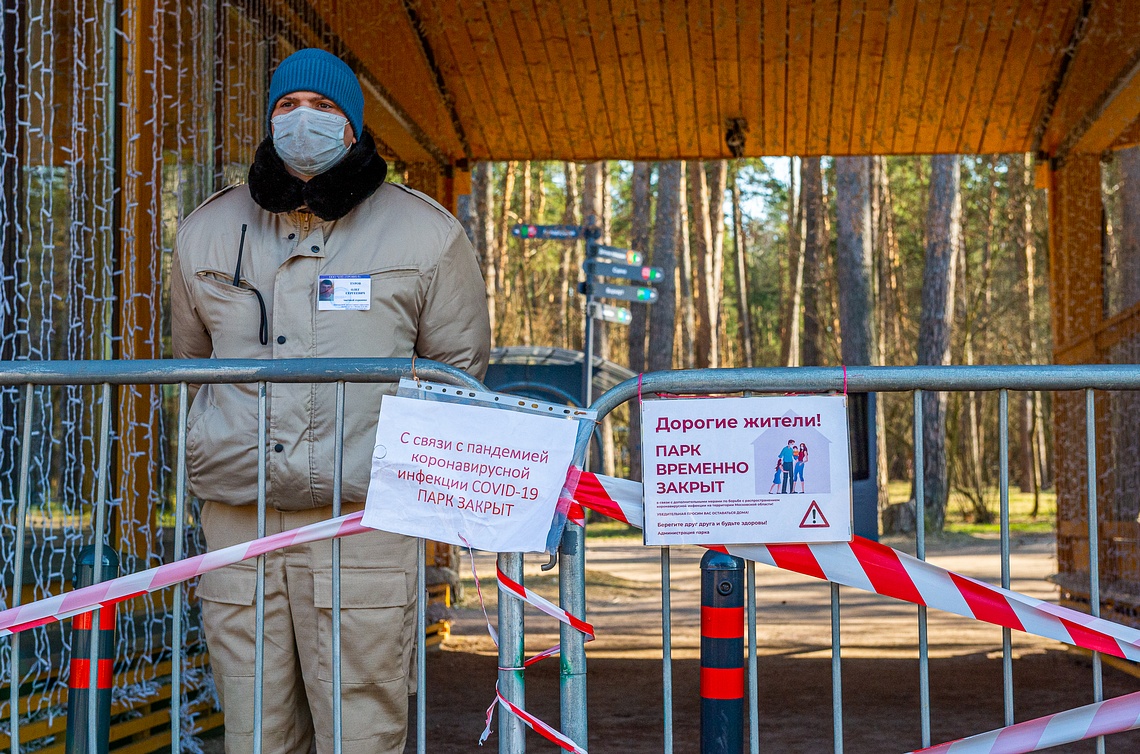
0;512;370;636
910;689;1140;753
571;472;1140;662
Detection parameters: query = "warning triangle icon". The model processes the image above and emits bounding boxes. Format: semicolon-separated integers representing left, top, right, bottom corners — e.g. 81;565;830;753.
799;500;830;528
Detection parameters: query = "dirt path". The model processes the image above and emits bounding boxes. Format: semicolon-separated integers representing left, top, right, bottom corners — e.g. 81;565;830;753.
416;532;1140;753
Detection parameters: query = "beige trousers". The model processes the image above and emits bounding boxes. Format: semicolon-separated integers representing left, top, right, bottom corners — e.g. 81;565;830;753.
198;501;418;754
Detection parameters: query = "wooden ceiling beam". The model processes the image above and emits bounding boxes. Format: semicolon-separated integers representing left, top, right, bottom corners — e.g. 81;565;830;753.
400;0;472;161
1029;0;1093;157
1055;49;1140;163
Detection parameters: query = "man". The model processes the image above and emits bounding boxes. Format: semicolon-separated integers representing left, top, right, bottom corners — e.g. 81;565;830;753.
171;48;491;753
779;439;797;494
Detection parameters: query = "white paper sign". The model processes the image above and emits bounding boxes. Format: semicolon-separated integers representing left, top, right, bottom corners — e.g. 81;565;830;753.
362;396;579;552
641;395;852;545
317;275;371;310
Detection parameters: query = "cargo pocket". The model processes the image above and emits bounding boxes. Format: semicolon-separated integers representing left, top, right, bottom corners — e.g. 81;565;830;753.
196;562;259;701
314;567;412;684
197;562;258;606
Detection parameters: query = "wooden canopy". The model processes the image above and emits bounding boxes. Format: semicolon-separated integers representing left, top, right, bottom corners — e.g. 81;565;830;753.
302;0;1140;164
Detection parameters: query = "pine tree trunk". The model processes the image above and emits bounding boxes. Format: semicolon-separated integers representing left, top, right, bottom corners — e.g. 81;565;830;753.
835;156;873;366
678;163;696;368
583;162;606;362
801;157;824;366
496;161;516;299
519;161;534;346
918;155;962;532
472;162;497;345
689;160;715;368
559;162;580;349
779;157;801;367
648;162;682;373
730;166;753;367
709;160;727;365
628;162;653;480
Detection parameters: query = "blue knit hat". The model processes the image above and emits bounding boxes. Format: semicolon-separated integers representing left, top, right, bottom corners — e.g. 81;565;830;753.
267;49;364;138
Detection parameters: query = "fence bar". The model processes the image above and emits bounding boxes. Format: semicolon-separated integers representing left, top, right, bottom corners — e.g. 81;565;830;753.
87;382;113;754
0;357;485;388
171;384;189;753
253;382;267;754
913;390;930;748
588;365;1140;417
498;552;526;752
9;384;34;754
332;382;345;754
416;537;427;754
831;583;843;754
998;390;1013;726
559;519;587;746
746;560;758;754
661;547;674;754
1085;389;1104;754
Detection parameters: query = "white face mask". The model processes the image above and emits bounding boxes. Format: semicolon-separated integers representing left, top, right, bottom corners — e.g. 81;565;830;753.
271;107;350;177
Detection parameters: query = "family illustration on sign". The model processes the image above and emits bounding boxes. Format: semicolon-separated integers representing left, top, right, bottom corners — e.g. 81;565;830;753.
768;439;808;494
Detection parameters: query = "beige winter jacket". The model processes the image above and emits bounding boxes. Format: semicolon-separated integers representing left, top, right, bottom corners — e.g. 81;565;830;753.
171;182;491;510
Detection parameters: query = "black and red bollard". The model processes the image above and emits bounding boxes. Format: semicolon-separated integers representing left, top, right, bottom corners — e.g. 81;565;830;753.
65;545;118;754
700;549;745;754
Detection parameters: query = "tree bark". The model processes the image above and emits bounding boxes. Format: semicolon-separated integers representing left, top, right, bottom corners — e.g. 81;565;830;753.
689;160;716;368
518;160;534;345
628;162;653;480
918;155;962;531
730;166;753;367
709;160;728;365
800;157;824;366
583;162;606;361
496;161;516;298
835;156;874;366
472;162;497;345
648;162;682;373
779;158;801;366
678;163;696;368
559;162;580;349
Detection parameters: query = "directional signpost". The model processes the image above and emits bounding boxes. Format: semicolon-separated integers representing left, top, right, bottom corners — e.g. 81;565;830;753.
589;302;632;325
511;224;582;240
510;221;657;407
580;282;659;303
585;259;664;283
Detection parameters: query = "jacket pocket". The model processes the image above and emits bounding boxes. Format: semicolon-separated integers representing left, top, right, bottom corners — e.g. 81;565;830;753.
197;562;258;606
313;567;412;684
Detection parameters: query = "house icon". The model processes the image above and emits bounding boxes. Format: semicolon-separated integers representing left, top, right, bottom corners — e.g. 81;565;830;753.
752;412;832;495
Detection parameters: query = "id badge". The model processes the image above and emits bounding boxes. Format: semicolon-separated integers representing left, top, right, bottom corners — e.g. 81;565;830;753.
317;275;371;311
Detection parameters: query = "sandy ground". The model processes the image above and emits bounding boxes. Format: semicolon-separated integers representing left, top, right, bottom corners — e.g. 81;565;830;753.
413;532;1140;753
201;532;1140;752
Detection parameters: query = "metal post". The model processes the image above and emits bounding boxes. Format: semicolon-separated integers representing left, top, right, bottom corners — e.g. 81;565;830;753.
171;383;189;753
9;384;34;754
65;547;118;754
560;520;587;745
913;390;930;748
498;552;526;752
746;561;758;754
1086;389;1104;754
831;583;843;754
416;538;427;754
998;390;1013;726
332;382;345;754
661;547;674;754
253;382;267;754
700;550;745;754
87;383;112;754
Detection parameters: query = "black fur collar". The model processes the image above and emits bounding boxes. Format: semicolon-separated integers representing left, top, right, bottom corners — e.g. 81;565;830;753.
248;130;388;221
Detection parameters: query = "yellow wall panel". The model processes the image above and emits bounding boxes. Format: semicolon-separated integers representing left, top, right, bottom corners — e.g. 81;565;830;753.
871;0;917;153
785;0;814;154
931;0;992;153
848;0;890;154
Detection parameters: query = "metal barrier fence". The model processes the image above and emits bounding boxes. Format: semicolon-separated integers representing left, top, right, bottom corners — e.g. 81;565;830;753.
0;358;485;754
4;360;1138;752
555;364;1140;754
